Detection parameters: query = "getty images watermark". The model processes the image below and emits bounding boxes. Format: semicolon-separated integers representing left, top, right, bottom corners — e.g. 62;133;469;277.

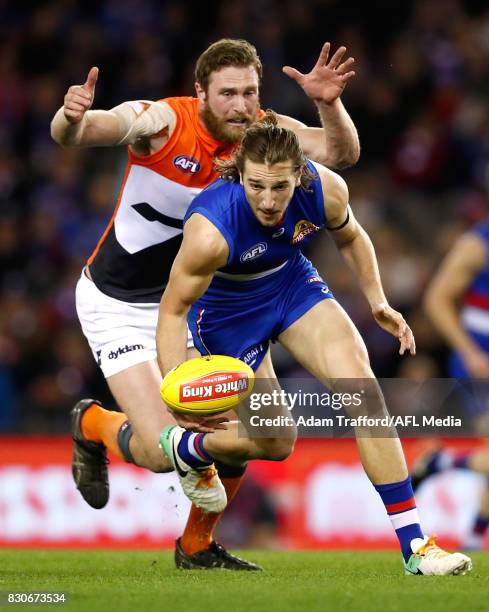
247;389;461;428
236;379;480;438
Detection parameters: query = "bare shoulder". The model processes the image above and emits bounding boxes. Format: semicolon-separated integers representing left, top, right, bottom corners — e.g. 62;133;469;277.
309;160;348;218
182;213;229;271
447;231;488;270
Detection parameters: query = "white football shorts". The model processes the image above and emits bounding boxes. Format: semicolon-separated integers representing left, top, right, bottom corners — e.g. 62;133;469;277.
75;269;194;378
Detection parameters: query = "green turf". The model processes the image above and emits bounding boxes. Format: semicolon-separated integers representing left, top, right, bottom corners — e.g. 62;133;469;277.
0;550;487;612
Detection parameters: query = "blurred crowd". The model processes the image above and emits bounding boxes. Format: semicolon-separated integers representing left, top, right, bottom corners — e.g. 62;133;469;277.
1;0;489;432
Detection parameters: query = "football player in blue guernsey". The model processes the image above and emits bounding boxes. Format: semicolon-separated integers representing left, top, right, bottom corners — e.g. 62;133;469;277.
156;112;472;575
52;38;359;570
412;219;489;549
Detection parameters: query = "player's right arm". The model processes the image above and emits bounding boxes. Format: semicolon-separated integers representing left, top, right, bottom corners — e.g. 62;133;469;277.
156;214;229;378
50;67;176;151
424;233;489;377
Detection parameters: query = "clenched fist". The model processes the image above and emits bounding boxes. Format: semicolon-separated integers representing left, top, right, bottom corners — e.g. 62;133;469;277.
63;67;99;124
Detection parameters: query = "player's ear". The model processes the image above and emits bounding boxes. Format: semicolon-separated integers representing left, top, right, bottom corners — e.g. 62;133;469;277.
295;169;302;187
195;82;206;102
239;172;244;185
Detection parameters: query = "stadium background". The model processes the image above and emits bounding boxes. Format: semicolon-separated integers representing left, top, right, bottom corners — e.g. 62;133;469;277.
1;0;489;549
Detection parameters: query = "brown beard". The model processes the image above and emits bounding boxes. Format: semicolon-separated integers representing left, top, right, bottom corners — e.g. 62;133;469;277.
199;100;259;145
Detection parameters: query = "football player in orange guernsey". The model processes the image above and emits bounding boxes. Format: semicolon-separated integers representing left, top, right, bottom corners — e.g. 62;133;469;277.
50;39;359;569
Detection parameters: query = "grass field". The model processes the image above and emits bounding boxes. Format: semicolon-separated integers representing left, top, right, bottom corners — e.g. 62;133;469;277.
0;550;488;612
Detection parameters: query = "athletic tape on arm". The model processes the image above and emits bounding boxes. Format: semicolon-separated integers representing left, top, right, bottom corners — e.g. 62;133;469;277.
111;100;176;145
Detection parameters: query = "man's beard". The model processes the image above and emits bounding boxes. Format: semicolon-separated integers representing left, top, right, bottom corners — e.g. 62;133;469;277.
200;101;259;145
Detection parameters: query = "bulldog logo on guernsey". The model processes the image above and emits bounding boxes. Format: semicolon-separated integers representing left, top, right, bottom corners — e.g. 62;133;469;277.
291;220;321;245
173;155;201;174
179;371;249;403
240;242;267;262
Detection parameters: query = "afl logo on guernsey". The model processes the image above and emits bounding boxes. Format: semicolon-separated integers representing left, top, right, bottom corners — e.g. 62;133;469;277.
240;242;268;262
173;155;201;174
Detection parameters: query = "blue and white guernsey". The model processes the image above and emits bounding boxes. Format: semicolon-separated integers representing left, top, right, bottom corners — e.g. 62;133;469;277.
451;220;489;377
184;160;335;371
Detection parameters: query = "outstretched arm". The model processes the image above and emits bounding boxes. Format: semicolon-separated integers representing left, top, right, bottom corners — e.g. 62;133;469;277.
424;233;489;377
156;214;229;377
315;163;415;355
50;66;175;150
280;42;360;169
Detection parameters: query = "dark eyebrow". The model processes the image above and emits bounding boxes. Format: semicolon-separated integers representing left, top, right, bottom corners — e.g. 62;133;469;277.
219;86;257;94
272;181;289;188
247;179;289;188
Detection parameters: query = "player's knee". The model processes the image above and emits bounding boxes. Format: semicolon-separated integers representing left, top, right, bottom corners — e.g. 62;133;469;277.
342;376;386;419
349;344;372;377
262;438;295;461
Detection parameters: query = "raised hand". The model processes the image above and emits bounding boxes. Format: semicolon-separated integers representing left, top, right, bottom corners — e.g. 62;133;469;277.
283;42;355;104
371;302;416;356
63;67;99;124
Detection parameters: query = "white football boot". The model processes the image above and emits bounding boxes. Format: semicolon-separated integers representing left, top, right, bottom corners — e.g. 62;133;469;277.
160;425;227;513
404;536;473;575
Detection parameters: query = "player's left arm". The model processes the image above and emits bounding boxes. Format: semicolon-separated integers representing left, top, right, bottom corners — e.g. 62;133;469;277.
315;163;415;356
278;42;360;169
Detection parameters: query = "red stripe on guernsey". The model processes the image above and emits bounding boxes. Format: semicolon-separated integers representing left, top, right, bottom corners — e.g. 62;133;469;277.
385;497;416;515
193;434;208;460
465;292;489;311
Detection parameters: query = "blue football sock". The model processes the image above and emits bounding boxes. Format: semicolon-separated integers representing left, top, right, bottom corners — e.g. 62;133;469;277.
374;476;424;562
176;431;213;469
